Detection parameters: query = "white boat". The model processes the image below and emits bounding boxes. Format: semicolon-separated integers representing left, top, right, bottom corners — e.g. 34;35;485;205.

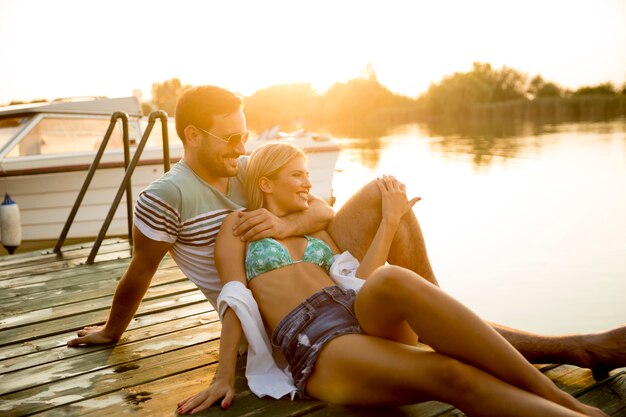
0;97;340;243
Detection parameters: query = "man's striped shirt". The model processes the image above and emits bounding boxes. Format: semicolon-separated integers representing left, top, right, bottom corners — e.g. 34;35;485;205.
134;159;248;308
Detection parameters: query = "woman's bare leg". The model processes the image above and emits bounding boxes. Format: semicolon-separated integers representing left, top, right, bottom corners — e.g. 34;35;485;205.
352;265;606;416
307;335;595;417
329;180;626;372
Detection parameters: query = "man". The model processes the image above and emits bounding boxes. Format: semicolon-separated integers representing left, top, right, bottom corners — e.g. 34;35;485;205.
68;85;625;378
67;85;333;345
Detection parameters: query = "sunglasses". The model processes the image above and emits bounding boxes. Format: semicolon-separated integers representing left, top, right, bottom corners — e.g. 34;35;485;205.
196;126;249;146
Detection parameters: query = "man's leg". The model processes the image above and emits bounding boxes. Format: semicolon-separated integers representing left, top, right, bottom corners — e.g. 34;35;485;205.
493;324;626;377
328;180;438;286
328;180;626;374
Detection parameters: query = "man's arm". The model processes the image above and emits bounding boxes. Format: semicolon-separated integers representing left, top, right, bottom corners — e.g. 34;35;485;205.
233;193;334;241
67;226;173;346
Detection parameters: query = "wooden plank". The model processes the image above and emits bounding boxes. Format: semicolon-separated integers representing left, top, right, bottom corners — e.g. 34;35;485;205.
35;355;328;417
0;266;186;317
543;364;600;394
0;261;128;294
0;239;131;272
0;256;176;294
0;301;213;361
0;256;174;299
37;353;454;417
0;238;122;266
0;319;222;395
0;339;221;417
0;309;218;374
0;241;132;280
575;372;626;416
0;257;130;290
0;279;198;329
0;291;208;346
0;249;131;281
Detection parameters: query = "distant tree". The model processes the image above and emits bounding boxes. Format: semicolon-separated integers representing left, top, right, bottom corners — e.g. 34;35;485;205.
141;102;153;115
422;62;528;118
244;83;318;129
151;78;191;116
528;75;563;98
320;68;413;122
572;82;616;96
490;64;528;102
243;67;416;132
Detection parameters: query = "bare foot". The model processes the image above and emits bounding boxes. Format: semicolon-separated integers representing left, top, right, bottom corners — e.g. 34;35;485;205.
579;326;626;378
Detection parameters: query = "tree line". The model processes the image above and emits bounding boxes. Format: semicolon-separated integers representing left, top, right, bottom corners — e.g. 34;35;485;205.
5;63;625;137
145;63;625;135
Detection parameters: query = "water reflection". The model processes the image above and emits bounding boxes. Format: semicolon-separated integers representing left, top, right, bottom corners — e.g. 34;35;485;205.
336;117;626;169
337;137;384;171
332;118;626;333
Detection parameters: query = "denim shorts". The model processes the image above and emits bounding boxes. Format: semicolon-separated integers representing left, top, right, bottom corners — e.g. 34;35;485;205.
271;285;363;398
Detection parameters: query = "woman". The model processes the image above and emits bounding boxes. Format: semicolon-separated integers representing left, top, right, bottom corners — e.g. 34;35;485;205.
178;143;607;417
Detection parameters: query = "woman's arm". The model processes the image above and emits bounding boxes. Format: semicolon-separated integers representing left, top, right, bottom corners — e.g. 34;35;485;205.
356;176;420;279
178;212;248;414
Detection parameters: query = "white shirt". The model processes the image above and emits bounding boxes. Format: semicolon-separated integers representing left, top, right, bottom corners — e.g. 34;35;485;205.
216;251;364;399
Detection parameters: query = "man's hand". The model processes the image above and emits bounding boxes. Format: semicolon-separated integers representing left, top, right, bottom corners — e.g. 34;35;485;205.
177;378;235;414
232;209;290;241
67;326;119;347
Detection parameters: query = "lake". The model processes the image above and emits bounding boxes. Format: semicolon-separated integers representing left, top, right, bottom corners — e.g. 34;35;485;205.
331;119;626;334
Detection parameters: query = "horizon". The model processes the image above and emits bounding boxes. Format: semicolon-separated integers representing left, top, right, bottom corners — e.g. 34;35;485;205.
1;0;625;104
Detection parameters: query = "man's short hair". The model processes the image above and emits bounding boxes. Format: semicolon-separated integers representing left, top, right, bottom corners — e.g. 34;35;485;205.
175;85;243;143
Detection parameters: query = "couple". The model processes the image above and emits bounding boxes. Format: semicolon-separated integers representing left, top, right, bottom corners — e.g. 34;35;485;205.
68;85;624;416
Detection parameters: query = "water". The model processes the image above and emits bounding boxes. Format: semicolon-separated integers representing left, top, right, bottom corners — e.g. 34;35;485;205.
331;120;626;334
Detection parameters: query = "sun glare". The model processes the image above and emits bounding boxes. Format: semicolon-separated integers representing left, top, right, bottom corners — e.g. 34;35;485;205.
0;0;624;103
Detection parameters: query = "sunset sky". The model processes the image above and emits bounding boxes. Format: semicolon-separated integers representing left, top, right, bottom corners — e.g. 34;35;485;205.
1;0;625;104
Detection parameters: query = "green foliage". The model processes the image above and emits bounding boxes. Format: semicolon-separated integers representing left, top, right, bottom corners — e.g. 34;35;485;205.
572;82;616;96
243;69;417;135
528;75;563;98
422;62;528;118
150;78;191;117
244;83;319;130
320;71;412;122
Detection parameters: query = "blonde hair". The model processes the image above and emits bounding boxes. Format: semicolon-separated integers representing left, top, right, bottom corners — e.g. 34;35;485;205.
246;142;307;210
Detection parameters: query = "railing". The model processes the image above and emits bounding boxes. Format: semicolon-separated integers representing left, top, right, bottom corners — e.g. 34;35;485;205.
53;111;170;264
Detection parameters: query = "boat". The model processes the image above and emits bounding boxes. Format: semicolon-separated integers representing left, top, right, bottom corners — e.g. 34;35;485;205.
0;97;340;245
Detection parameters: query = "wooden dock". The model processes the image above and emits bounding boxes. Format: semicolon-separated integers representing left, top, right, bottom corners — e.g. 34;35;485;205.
1;239;624;416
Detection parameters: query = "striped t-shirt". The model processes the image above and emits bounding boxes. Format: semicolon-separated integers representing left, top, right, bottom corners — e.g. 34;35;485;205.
134;158;248;309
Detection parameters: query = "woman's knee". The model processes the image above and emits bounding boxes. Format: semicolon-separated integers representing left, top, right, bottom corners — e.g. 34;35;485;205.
366;265;431;300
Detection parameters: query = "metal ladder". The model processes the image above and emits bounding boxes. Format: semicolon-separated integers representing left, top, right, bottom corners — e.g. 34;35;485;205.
54;110;170;264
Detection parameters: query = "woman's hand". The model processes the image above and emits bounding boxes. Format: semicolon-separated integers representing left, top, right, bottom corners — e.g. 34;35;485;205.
177;377;235;414
376;175;421;226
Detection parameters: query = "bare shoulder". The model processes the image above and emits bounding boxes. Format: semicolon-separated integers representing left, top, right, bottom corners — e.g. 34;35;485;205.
216;211;245;245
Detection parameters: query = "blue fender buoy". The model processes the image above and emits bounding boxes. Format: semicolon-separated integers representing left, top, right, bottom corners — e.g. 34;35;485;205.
1;193;22;254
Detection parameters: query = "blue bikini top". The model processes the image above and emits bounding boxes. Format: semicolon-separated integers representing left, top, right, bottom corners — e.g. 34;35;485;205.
245;235;334;281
